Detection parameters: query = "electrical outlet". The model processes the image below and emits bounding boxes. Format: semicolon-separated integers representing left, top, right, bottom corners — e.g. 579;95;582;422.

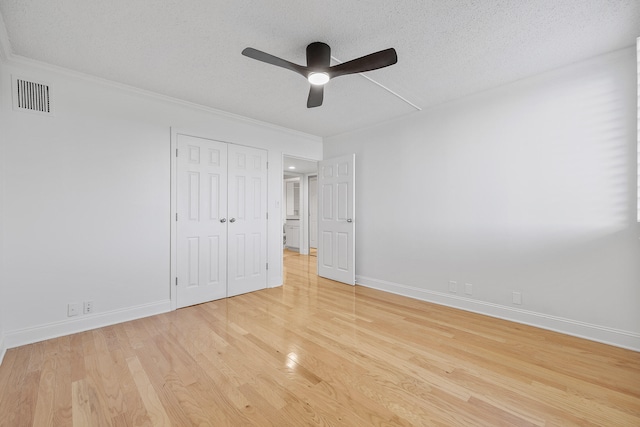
465;283;473;295
83;301;94;314
68;303;81;317
512;292;522;305
448;280;457;293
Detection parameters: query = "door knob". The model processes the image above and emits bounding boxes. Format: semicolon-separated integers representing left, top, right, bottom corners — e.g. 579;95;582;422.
230;218;236;223
346;218;353;223
220;218;226;223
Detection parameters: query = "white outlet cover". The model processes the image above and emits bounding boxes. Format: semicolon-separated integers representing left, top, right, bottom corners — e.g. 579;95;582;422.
68;303;80;317
448;281;457;293
512;292;522;305
465;283;473;295
83;301;94;314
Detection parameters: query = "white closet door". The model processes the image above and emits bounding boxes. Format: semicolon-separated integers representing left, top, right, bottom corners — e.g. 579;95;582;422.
227;144;268;297
318;154;355;285
176;135;228;308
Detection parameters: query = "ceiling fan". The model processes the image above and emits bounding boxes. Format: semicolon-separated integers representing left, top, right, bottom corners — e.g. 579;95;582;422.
241;42;397;108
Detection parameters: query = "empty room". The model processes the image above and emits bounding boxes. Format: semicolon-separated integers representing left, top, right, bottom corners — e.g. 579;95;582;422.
0;1;639;426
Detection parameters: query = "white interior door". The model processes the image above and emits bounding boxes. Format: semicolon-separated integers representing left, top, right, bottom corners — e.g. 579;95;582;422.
227;144;268;297
318;154;355;285
309;175;318;249
176;135;228;308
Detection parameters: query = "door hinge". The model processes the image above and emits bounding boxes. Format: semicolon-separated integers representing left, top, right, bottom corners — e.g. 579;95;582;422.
266;212;268;219
266;161;269;169
176;213;178;221
266;262;268;270
175;277;178;286
176;148;178;157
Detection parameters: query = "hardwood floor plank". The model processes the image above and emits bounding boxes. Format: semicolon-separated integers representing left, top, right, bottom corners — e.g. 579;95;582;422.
122;319;147;351
112;323;137;360
31;353;58;426
26;341;46;374
69;333;86;383
52;337;73;426
72;379;108;427
86;331;126;419
236;382;291;427
131;339;199;426
105;345;152;427
0;345;35;427
152;334;199;387
15;370;42;426
125;356;171;427
0;346;19;401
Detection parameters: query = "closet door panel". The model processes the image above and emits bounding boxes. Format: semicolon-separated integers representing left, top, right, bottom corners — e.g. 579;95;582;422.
176;135;228;308
227;145;268;297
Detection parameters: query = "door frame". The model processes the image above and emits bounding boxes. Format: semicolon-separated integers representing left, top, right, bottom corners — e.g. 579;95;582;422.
280;154;320;263
170;128;179;310
307;174;318;251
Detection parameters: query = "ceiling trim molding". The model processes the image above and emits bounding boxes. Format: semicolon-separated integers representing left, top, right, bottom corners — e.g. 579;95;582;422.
0;11;12;62
3;51;322;143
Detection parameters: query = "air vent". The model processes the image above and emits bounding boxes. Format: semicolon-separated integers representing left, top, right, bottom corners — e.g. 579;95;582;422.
13;77;53;115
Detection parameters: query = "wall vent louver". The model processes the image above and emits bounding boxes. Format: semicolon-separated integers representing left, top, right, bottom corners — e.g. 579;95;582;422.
13;77;53;115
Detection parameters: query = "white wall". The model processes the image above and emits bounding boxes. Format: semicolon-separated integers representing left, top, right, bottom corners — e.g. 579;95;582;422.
0;58;321;350
325;47;640;350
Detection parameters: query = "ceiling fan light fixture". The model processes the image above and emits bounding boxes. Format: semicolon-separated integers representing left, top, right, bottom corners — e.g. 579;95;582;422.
308;72;330;86
242;43;397;107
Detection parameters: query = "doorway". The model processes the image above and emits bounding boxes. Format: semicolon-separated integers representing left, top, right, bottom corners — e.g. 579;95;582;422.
282;156;318;258
281;154;355;287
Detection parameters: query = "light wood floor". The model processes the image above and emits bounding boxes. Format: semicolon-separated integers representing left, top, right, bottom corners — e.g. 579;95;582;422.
1;252;639;426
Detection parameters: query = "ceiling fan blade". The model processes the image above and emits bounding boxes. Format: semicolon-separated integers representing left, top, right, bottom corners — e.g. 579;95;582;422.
307;85;324;108
242;47;308;77
328;48;397;78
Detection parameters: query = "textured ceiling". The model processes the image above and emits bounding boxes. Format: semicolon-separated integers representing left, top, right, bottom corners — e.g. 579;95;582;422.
0;1;638;137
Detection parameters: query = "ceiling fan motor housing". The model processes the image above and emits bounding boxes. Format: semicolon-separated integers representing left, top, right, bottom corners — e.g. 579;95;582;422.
306;42;331;71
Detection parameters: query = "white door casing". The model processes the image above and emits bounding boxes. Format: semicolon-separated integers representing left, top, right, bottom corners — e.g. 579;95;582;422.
318;154;355;285
309;175;318;249
227;144;268;297
175;134;268;307
176;135;228;308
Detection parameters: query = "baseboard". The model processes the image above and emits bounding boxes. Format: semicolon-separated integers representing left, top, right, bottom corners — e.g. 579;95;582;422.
356;275;640;352
4;300;172;350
